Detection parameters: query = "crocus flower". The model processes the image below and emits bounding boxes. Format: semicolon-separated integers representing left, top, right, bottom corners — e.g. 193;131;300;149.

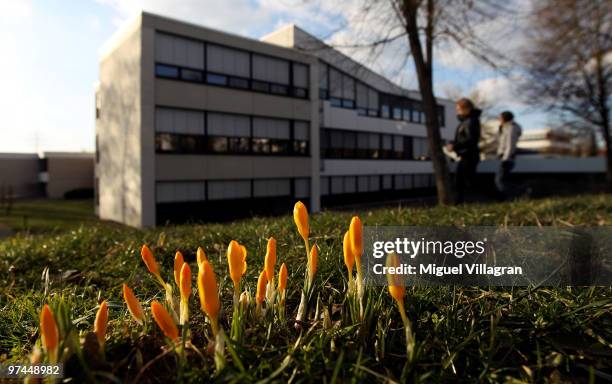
197;247;207;266
293;201;309;244
264;237;277;305
255;269;267;317
277;263;288;320
264;237;277;282
199;259;221;335
40;304;58;361
343;231;354;283
386;253;405;305
151;300;179;341
349;217;363;269
278;263;288;293
174;251;185;286
386;252;414;359
227;240;247;307
227;240;247;287
256;270;267;305
179;262;192;325
141;244;164;286
308;244;318;283
94;300;109;346
349;216;365;319
122;284;144;325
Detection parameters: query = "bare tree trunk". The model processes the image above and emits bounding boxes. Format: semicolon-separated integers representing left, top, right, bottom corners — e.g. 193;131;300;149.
402;0;454;204
603;120;612;187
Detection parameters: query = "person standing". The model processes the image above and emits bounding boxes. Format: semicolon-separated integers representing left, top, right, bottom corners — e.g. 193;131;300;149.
446;98;481;204
495;111;522;199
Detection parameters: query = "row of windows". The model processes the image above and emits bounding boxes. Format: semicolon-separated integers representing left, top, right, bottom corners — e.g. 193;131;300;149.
320;128;430;160
156;178;310;203
155;108;310;156
155;32;309;99
318;61;445;126
320;174;435;196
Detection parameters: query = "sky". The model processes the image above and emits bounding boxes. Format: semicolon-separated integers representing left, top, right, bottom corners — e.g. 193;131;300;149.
0;0;547;153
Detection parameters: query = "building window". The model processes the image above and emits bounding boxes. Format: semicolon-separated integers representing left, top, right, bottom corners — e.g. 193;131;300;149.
381;105;390;118
156;64;179;78
156;33;204;70
180;68;203;82
206;44;249;78
155;107;309;157
253;179;291;198
154;32;308;100
208;180;251;200
294;178;310;198
252;117;291;155
206;73;227;86
156;181;206;203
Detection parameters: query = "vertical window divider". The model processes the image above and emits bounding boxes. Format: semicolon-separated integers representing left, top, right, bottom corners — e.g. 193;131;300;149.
289;120;295;156
249;115;254;154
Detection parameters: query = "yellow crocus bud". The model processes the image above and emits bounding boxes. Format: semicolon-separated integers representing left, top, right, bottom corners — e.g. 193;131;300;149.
94;300;109;346
227;240;247;288
256;269;267;305
200;260;221;329
122;284;144;325
349;217;363;270
141;244;163;284
278;263;288;293
179;262;192;325
173;251;184;286
197;247;207;266
308;244;318;282
264;237;277;282
39;304;58;360
386;253;405;305
293;201;309;242
343;231;355;276
151;300;179;341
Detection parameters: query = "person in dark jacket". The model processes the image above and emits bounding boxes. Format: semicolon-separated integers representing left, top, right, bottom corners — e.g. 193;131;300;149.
445;98;481;204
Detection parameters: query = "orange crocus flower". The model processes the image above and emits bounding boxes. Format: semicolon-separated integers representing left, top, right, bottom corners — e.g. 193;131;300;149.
174;251;185;286
180;262;192;300
278;263;288;293
40;304;59;360
264;237;277;282
343;231;355;277
197;247;207;266
151;300;179;340
199;259;221;333
122;284;144;325
293;201;309;242
179;262;192;324
227;240;247;288
308;244;318;282
256;269;267;305
94;300;109;346
386;253;405;305
349;217;363;268
141;244;164;285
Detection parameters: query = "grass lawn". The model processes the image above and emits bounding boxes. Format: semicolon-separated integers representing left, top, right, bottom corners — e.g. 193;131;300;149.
0;199;96;234
0;195;611;383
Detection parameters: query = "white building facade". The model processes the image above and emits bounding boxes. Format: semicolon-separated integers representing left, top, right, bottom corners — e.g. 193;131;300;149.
95;13;457;227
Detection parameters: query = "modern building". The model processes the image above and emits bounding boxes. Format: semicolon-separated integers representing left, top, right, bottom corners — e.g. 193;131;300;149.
95;12;458;227
517;128;597;157
0;152;94;200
